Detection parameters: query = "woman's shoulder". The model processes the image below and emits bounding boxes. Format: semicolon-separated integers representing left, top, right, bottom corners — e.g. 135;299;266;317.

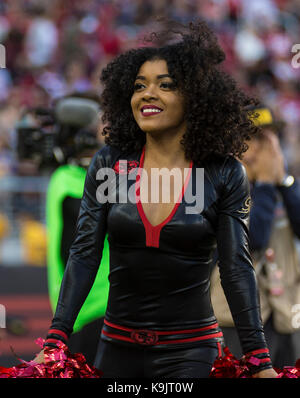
95;144;122;159
95;145;142;163
93;144;132;168
222;155;246;176
203;154;248;192
203;153;245;176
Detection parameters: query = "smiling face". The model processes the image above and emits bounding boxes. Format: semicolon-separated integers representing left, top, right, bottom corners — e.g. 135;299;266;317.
131;59;186;137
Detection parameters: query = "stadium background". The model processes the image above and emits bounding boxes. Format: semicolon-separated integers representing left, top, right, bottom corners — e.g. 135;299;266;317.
0;0;300;367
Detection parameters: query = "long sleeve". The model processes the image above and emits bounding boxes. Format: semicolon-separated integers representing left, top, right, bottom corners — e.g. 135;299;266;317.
216;157;272;372
45;148;109;343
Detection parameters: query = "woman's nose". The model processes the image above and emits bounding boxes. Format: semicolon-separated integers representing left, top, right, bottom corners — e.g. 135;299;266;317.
143;85;158;100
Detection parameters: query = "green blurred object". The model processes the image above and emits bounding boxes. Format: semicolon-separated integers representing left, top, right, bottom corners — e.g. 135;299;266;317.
46;164;109;333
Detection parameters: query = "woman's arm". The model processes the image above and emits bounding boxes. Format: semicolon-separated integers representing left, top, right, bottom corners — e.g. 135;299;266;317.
43;148;109;348
216;157;275;376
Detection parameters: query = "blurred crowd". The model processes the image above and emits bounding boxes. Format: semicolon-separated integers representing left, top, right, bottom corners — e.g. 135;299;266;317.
0;0;300;265
0;0;299;176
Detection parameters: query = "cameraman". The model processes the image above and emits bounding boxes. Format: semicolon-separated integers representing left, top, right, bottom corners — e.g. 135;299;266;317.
44;93;110;364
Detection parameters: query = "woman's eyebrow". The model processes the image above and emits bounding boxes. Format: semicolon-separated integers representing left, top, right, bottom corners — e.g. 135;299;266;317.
135;74;172;80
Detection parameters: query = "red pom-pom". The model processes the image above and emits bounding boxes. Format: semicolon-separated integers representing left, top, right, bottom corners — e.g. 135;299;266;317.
209;346;300;378
276;359;300;378
1;340;299;378
0;338;103;378
209;346;252;378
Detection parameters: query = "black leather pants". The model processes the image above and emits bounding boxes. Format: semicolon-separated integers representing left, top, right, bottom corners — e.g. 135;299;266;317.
94;339;220;378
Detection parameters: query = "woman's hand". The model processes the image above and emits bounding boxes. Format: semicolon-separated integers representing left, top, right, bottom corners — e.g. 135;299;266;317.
251;131;285;185
252;368;278;378
242;130;285;185
33;349;45;364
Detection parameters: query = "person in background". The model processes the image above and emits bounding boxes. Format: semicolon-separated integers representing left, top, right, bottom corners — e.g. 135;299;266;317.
211;106;300;369
45;93;110;365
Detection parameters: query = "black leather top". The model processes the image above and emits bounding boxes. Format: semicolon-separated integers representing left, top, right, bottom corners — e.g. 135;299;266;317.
49;144;269;358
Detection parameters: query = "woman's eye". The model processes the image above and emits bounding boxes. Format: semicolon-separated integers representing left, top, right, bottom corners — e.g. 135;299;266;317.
133;83;144;91
160;82;175;89
133;82;175;91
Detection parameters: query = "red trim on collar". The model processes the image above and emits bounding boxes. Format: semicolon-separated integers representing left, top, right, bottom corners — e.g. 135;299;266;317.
135;146;193;248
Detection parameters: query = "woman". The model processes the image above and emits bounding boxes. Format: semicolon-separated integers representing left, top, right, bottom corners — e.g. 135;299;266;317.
37;20;277;378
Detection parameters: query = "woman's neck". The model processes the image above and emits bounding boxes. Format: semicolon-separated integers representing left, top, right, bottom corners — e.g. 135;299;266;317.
144;132;188;168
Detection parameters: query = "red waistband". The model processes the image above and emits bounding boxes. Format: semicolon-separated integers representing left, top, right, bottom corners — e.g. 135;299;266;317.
101;319;223;346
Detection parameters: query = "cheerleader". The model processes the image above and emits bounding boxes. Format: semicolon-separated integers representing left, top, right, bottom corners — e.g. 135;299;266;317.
36;19;277;378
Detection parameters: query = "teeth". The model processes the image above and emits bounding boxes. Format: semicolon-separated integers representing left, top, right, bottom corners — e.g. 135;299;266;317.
142;108;162;113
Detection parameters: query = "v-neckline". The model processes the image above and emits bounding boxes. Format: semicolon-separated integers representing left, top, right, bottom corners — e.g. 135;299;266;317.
135;145;193;248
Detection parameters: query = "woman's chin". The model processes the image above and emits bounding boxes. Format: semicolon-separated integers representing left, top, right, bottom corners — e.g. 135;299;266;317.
139;126;165;135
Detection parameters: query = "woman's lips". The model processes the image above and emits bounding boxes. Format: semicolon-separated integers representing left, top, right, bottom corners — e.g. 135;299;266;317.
140;105;163;117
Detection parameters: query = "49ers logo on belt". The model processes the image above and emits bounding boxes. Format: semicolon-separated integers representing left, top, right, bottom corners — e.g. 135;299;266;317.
131;330;158;345
113;160;139;175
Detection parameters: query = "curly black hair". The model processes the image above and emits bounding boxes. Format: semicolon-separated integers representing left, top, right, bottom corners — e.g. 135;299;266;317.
100;19;259;163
